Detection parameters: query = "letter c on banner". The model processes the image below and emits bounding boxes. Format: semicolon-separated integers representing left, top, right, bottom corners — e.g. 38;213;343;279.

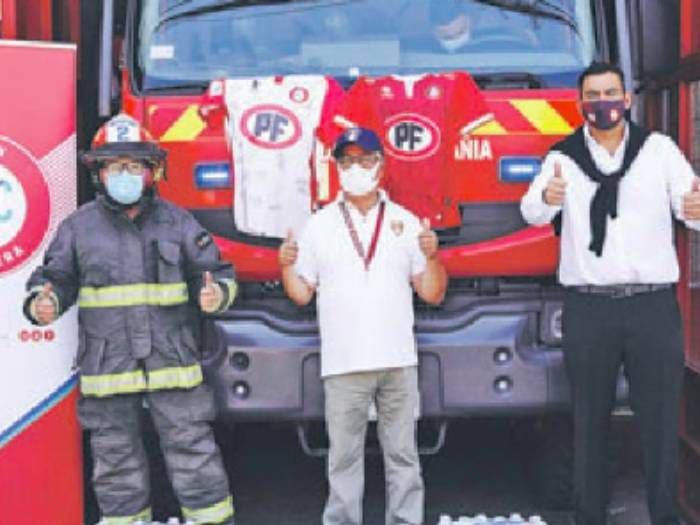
0;180;12;223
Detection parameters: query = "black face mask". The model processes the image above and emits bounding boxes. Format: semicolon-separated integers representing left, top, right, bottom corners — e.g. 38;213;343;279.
581;99;626;131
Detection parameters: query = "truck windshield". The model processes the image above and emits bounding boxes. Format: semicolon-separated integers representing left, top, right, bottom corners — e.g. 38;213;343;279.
134;0;597;91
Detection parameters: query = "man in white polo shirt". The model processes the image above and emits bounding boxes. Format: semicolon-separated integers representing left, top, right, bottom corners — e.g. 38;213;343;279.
279;127;447;525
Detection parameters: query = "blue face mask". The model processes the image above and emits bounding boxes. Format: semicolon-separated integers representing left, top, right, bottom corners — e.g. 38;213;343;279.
105;171;144;205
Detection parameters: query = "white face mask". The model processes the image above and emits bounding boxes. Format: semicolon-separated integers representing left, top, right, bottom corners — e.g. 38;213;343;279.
438;30;471;53
339;164;380;196
105;170;144;205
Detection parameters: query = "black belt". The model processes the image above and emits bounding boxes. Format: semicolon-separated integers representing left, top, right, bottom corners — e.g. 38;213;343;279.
570;283;673;299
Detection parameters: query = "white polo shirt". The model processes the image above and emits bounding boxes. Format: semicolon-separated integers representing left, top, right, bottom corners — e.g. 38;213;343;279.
295;192;427;378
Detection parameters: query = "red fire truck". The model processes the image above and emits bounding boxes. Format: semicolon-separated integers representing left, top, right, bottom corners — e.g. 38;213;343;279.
82;0;688;505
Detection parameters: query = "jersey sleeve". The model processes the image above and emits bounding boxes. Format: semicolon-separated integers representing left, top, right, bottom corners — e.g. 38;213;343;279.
312;77;347;206
316;76;347;146
452;72;493;136
333;77;377;132
200;79;228;131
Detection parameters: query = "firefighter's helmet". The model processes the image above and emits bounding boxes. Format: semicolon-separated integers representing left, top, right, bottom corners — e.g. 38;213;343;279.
82;113;167;181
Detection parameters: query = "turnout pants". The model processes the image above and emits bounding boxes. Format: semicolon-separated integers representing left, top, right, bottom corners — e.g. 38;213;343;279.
563;287;684;525
322;366;424;525
79;384;234;525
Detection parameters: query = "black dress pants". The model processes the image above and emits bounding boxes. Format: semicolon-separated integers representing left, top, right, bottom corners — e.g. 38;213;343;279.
563;287;685;525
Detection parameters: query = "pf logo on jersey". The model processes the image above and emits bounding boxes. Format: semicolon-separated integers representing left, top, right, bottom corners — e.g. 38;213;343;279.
240;104;302;150
0;137;50;276
385;113;441;161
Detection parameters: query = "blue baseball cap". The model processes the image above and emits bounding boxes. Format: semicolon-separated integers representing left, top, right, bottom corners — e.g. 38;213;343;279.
332;127;383;158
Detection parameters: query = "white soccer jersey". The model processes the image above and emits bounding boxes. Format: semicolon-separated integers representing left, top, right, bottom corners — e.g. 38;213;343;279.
211;75;343;238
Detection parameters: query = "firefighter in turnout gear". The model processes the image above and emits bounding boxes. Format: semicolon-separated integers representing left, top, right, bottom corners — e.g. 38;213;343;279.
23;114;237;525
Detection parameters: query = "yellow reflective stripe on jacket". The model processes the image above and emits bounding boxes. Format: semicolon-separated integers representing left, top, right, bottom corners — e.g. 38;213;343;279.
147;364;203;390
81;370;148;397
218;278;238;312
101;507;152;524
78;282;189;308
81;365;203;397
182;495;234;524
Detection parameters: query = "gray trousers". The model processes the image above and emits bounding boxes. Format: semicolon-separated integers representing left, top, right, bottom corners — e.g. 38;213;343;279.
323;366;424;525
79;384;235;525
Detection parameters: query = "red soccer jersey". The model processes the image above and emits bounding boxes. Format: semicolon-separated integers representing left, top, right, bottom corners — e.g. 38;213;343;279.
334;72;492;227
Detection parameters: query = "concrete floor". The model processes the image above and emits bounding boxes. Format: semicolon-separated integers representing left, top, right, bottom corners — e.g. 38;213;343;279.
84;415;651;525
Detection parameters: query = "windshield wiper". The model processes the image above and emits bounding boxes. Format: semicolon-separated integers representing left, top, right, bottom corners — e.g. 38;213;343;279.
473;0;579;34
143;82;209;93
160;0;197;15
155;0;337;29
522;0;576;22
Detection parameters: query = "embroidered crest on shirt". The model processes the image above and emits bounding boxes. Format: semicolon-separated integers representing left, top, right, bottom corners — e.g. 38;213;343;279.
289;86;310;104
426;85;442;100
390;219;404;236
380;85;394;99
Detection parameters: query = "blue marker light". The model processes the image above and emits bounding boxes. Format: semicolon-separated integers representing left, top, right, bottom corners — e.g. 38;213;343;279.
194;163;232;189
499;157;542;183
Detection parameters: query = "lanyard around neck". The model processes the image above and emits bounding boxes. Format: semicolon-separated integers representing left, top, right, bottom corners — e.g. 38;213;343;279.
338;200;386;271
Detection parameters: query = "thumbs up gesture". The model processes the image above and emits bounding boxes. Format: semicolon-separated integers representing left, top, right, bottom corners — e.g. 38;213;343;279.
278;229;299;268
199;271;223;313
543;161;567;206
418;218;439;259
683;178;700;220
33;282;57;325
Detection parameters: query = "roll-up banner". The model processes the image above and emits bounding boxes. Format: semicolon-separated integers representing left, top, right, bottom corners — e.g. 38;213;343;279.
0;40;81;525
